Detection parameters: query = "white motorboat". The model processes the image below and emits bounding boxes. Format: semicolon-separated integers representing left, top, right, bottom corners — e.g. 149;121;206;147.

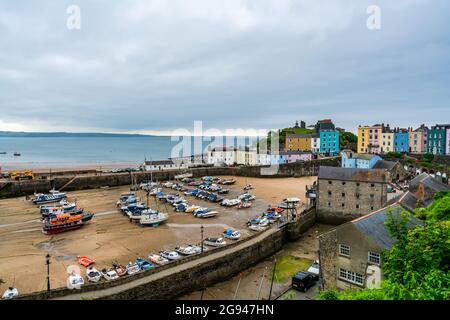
148;188;161;196
67;272;85;289
86;266;102;283
194;210;218;218
248;224;269;232
185;205;201;213
148;253;170;266
174;172;193;180
203;237;227;247
221;198;241;207
140;211;168;226
189;244;208;254
175;245;198;255
223;229;241;240
2;287;19;300
101;268;119;281
126;261;141;275
159;250;180;260
162;182;174;188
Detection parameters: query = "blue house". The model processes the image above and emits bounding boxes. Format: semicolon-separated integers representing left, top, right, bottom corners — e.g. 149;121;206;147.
320;130;340;155
269;153;288;164
394;130;409;153
341;150;382;169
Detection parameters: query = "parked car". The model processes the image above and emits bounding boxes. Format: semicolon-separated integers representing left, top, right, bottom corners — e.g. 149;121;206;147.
291;271;318;292
307;260;320;280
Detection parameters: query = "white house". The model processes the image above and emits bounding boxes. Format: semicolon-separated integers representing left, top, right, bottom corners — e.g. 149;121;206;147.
257;153;271;165
311;135;321;154
142;160;188;171
207;147;237;166
236;147;258;166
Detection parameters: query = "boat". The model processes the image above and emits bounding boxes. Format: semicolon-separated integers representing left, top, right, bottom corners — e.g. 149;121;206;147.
112;261;127;277
159;250;180;260
126;261;141;275
194;210;218;218
221;198;241;207
162;181;174;188
116;193;137;206
175;172;193;180
217;189;230;194
42;220;84;235
190;244;208;253
175;245;198;256
136;257;155;270
33;191;67;204
219;179;236;185
86;266;102;283
204;237;227;247
237;202;252;209
67;271;85;289
248;224;269;231
238;193;256;201
2;287;19;300
223;229;241;240
148;188;161;196
243;184;253;191
0;152;6;155
77;256;95;267
185;205;201;213
148;253;170;265
13;152;21;157
139;211;168;226
101;268;119;281
174;203;188;212
46;211;91;225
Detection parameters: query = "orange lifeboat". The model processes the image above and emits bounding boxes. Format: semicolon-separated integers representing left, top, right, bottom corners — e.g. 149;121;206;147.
48;213;83;225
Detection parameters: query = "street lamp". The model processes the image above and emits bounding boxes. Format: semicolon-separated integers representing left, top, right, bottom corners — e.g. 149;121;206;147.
45;253;51;292
200;225;204;254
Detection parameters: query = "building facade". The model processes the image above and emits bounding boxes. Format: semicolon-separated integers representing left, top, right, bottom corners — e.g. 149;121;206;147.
357;125;370;153
368;124;382;154
380;132;394;153
427;124;450;155
285;134;312;152
143;160;188;171
320;131;340;155
393;129;409;153
311;135;321;153
207;147;237;166
447;128;450;155
409;125;428;154
316;166;388;224
341;150;382;169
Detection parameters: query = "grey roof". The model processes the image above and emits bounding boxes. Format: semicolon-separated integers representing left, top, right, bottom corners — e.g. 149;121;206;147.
318;166;388;183
352;203;422;249
144;160;175;165
341;150;380;161
373;160;398;171
410;173;450;192
286;133;316;139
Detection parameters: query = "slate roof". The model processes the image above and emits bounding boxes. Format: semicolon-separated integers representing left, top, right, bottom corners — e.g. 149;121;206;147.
410;173;450;192
286;133;317;139
318;166;388;183
373;160;398;171
352;199;422;249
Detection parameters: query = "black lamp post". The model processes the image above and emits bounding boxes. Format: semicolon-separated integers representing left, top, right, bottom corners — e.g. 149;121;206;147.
45;253;51;292
200;225;204;253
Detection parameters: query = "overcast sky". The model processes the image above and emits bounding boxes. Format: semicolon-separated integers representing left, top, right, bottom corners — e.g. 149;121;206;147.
0;0;449;135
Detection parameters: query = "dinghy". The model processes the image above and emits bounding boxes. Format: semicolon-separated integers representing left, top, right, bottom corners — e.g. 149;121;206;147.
159;250;180;261
33;191;66;204
86;266;102;283
67;272;84;289
140;211;168;226
185;205;201;213
112;261;127;277
77;256;95;267
194;210;218;218
175;245;198;256
237;202;252;209
126;261;141;275
136;257;155;270
2;287;19;300
101;268;119;281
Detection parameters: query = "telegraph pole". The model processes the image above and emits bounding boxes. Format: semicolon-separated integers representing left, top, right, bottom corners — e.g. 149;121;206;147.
200;225;204;253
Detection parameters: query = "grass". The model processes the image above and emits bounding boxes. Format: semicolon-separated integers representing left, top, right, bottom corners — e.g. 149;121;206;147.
271;255;313;283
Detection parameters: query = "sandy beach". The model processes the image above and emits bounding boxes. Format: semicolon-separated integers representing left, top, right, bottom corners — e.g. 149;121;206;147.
0;175;317;295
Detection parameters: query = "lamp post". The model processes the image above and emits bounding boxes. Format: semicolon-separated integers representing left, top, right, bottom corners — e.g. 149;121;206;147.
45;253;51;292
200;225;204;253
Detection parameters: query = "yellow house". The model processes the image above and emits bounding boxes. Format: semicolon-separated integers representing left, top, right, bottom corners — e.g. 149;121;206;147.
381;132;394;153
286;134;312;151
357;125;370;153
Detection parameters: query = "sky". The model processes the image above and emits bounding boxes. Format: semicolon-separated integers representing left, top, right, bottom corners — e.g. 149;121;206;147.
0;0;449;135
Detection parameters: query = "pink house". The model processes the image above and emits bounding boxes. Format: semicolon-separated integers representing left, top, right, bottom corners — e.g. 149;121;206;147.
368;124;383;154
285;152;312;163
446;128;450;155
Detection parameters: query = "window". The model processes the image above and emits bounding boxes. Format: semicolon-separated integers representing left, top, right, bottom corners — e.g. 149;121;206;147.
339;268;364;286
356;182;360;187
368;251;381;265
371;206;374;210
342;182;346;185
328;202;331;207
356;204;360;209
339;244;350;257
341;193;345;197
370;194;374;199
342;203;345;207
328;181;332;185
371;183;375;187
328;191;332;196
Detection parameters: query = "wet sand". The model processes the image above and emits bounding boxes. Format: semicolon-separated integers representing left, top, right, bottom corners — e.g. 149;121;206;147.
0;176;317;295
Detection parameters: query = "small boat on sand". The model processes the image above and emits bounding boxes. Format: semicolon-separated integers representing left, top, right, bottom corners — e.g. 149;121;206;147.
77;256;95;267
126;261;141;275
67;272;84;289
140;211;168;226
175;245;198;256
148;253;170;266
237;202;252;209
33;191;67;204
136;257;155;270
203;237;227;247
2;287;19;300
112;261;127;277
194;210;218;218
42;220;84;235
159;250;180;261
86;266;101;283
101;268;119;281
223;229;241;240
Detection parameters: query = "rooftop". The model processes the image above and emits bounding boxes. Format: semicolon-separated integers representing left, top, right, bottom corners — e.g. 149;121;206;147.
372;160;398;171
410;173;450;192
318;166;388;183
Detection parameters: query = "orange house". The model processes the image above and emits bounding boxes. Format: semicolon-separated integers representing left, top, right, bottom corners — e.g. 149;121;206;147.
286;134;313;151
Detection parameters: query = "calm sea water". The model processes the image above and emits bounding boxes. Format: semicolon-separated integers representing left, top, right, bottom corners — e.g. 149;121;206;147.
0;136;258;169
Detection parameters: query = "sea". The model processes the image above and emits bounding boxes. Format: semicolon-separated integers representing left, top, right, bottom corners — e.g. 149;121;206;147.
0;136;259;170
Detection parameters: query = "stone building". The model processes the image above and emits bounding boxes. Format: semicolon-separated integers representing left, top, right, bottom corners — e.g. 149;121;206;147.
316;166;389;224
318;174;448;291
318;197;421;291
